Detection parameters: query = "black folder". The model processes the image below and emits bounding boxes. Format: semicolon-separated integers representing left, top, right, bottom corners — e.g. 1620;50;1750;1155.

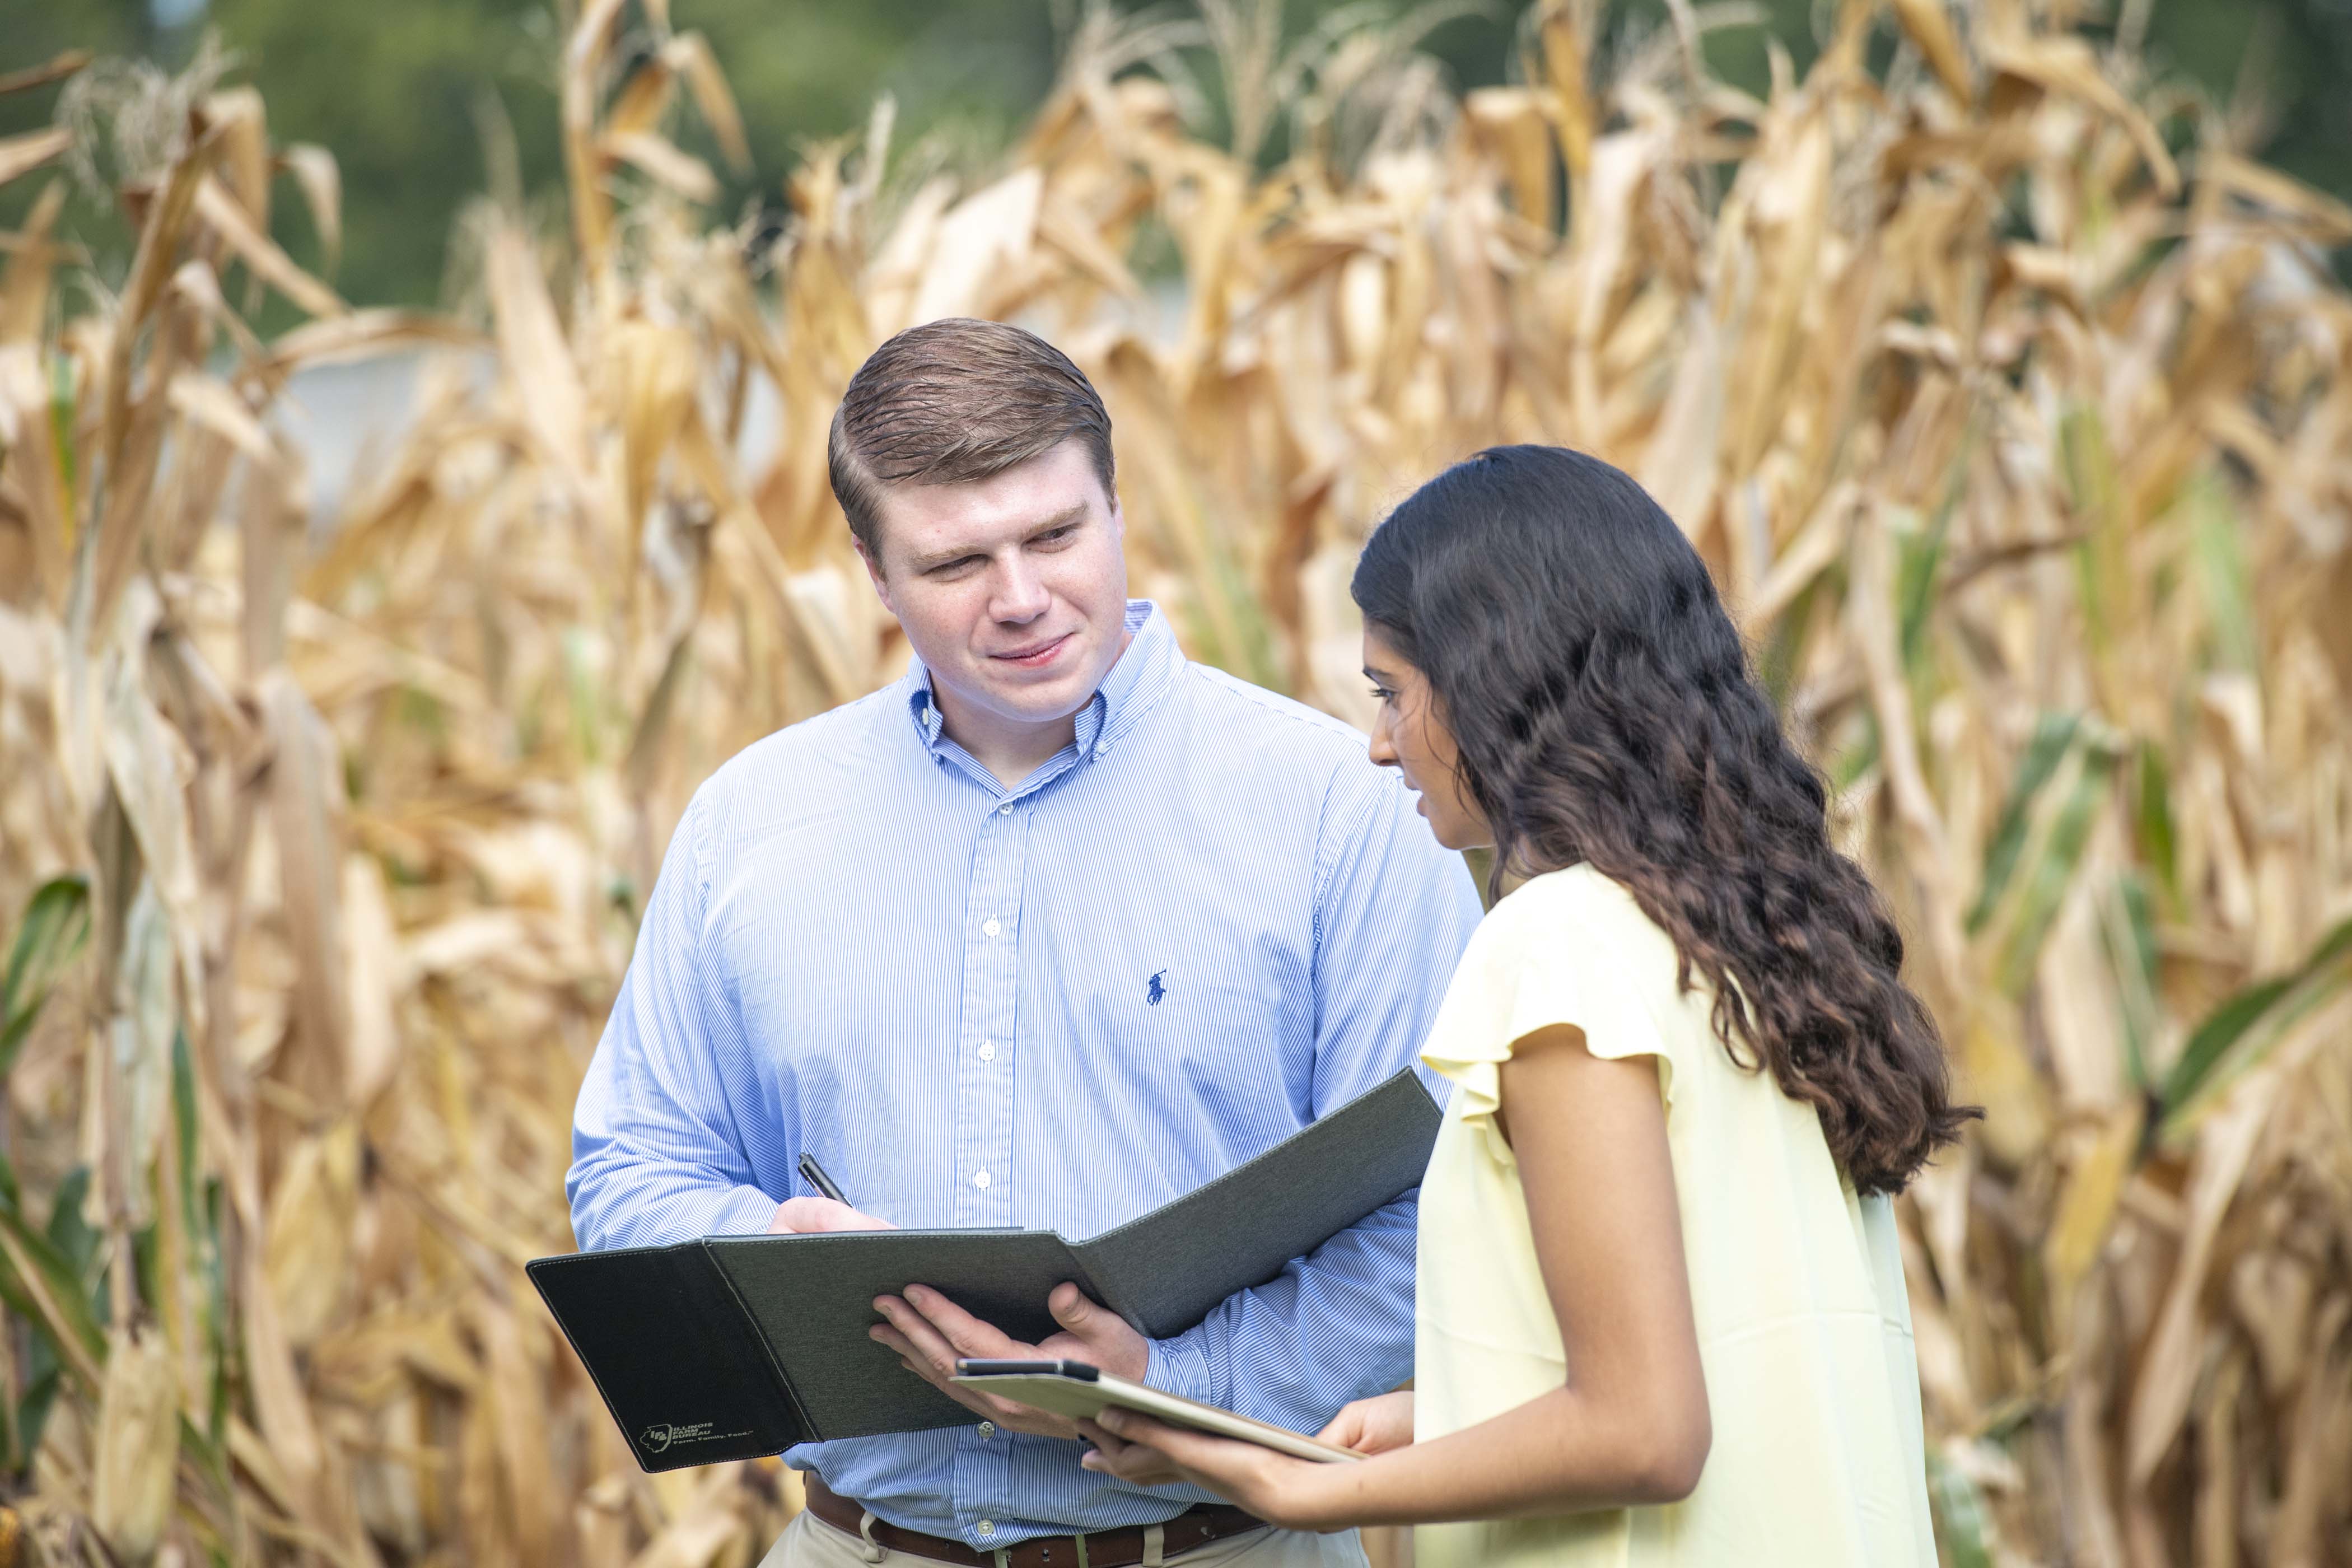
529;1067;1441;1471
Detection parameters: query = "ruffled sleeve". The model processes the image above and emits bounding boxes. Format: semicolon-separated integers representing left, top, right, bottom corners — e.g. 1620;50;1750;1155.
1418;866;1684;1154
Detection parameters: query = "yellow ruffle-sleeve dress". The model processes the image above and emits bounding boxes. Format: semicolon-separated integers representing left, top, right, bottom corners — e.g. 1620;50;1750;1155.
1411;866;1937;1568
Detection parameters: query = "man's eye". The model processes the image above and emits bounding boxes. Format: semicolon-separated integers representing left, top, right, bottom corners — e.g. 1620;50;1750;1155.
1034;526;1078;546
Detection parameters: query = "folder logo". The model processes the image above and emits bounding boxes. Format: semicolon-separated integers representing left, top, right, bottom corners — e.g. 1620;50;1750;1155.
641;1420;714;1454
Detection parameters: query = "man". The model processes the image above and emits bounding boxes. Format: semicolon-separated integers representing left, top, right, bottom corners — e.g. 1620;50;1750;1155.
568;318;1482;1567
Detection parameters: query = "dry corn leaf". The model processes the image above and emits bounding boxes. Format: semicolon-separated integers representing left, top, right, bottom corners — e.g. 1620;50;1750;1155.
193;173;347;319
662;32;752;174
486;225;588;477
909;167;1044;326
279;143;345;275
166;371;276;464
602;130;719;206
90;1325;178;1562
1890;0;1973;105
0;126;72;187
2127;1067;2280;1485
0;49;93;98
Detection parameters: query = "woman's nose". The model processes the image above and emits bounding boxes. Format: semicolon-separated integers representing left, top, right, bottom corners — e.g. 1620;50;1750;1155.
1367;710;1397;767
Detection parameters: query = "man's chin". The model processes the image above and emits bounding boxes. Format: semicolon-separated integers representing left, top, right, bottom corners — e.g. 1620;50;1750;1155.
974;642;1101;696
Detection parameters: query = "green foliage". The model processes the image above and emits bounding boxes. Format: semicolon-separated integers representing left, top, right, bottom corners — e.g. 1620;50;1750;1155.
0;874;89;1080
1969;712;2080;932
2186;470;2258;675
1994;738;2122;995
2131;740;2177;908
2100;871;2160;1094
2160;916;2352;1132
5;1165;95;1474
1926;1447;1998;1568
0;878;101;1474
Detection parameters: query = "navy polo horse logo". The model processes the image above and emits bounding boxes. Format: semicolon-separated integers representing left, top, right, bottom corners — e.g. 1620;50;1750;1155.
1147;970;1168;1006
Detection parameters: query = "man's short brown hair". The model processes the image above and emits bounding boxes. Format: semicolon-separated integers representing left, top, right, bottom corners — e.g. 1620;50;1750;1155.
828;318;1117;559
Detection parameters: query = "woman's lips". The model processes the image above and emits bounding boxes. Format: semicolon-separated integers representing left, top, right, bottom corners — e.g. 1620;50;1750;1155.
992;632;1074;669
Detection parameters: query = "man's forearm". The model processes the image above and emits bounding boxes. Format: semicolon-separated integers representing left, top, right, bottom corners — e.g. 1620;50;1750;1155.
566;1141;779;1251
1142;1196;1418;1429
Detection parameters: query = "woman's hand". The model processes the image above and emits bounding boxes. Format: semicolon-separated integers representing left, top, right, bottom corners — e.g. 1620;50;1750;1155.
1318;1390;1413;1455
1077;1411;1353;1532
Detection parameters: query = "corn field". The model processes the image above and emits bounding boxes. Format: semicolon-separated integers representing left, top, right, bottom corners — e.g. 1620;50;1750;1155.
0;0;2348;1562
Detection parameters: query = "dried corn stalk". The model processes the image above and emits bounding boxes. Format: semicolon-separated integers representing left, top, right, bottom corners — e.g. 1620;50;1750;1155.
0;2;2348;1563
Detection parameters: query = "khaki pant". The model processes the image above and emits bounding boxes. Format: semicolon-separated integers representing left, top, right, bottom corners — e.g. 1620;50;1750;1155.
760;1505;1370;1567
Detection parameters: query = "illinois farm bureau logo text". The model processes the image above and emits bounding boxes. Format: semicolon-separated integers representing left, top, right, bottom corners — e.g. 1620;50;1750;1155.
641;1418;751;1455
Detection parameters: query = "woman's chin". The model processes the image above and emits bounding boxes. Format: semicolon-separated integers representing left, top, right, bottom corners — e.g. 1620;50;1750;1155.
1431;819;1494;855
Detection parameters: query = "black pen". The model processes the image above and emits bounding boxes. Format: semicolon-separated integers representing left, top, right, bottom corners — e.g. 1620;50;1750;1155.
799;1151;852;1206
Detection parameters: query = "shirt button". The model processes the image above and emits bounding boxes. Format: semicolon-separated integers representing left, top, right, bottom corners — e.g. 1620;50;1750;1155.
977;1520;995;1537
978;1041;996;1062
982;918;1001;937
997;802;1014;816
977;1421;996;1439
973;1169;992;1189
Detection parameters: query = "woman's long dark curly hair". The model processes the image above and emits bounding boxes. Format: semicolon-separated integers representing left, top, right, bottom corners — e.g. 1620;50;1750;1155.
1354;445;1974;1194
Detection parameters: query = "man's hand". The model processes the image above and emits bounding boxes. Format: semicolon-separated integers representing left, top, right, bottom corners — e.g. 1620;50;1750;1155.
1317;1390;1413;1455
870;1282;1148;1440
768;1197;896;1233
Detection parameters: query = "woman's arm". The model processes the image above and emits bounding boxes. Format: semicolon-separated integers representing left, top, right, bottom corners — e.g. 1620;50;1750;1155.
1082;1023;1711;1529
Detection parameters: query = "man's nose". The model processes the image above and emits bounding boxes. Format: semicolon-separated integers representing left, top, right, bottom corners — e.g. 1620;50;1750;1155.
990;555;1051;623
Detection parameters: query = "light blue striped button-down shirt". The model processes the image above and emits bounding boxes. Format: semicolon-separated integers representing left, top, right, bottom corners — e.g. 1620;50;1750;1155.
568;601;1482;1546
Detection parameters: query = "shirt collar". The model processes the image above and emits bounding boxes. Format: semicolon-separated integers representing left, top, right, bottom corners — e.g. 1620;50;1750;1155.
904;600;1180;767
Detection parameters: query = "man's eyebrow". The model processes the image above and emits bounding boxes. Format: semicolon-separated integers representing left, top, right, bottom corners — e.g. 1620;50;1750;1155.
909;503;1090;573
1020;502;1089;539
909;542;983;573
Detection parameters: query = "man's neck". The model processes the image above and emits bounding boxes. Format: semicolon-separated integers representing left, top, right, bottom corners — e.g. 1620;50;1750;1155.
928;625;1136;790
936;699;1081;790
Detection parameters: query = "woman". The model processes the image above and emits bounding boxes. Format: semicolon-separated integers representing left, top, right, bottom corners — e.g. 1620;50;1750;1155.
1080;446;1971;1566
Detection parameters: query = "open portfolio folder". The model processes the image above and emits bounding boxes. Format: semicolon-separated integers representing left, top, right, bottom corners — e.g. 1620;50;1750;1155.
529;1068;1442;1472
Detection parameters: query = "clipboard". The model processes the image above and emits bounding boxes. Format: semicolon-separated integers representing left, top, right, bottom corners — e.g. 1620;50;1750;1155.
531;1066;1441;1470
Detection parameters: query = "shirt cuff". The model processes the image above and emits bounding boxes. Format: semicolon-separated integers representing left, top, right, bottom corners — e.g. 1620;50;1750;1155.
1142;1328;1215;1405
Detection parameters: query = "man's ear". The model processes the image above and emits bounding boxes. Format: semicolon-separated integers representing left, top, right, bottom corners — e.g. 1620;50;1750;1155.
853;535;896;615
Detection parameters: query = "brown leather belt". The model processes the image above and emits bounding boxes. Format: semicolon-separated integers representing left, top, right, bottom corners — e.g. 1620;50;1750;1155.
800;1471;1266;1566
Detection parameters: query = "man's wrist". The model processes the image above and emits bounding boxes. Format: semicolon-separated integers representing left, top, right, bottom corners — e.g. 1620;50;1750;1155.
1140;1330;1214;1404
